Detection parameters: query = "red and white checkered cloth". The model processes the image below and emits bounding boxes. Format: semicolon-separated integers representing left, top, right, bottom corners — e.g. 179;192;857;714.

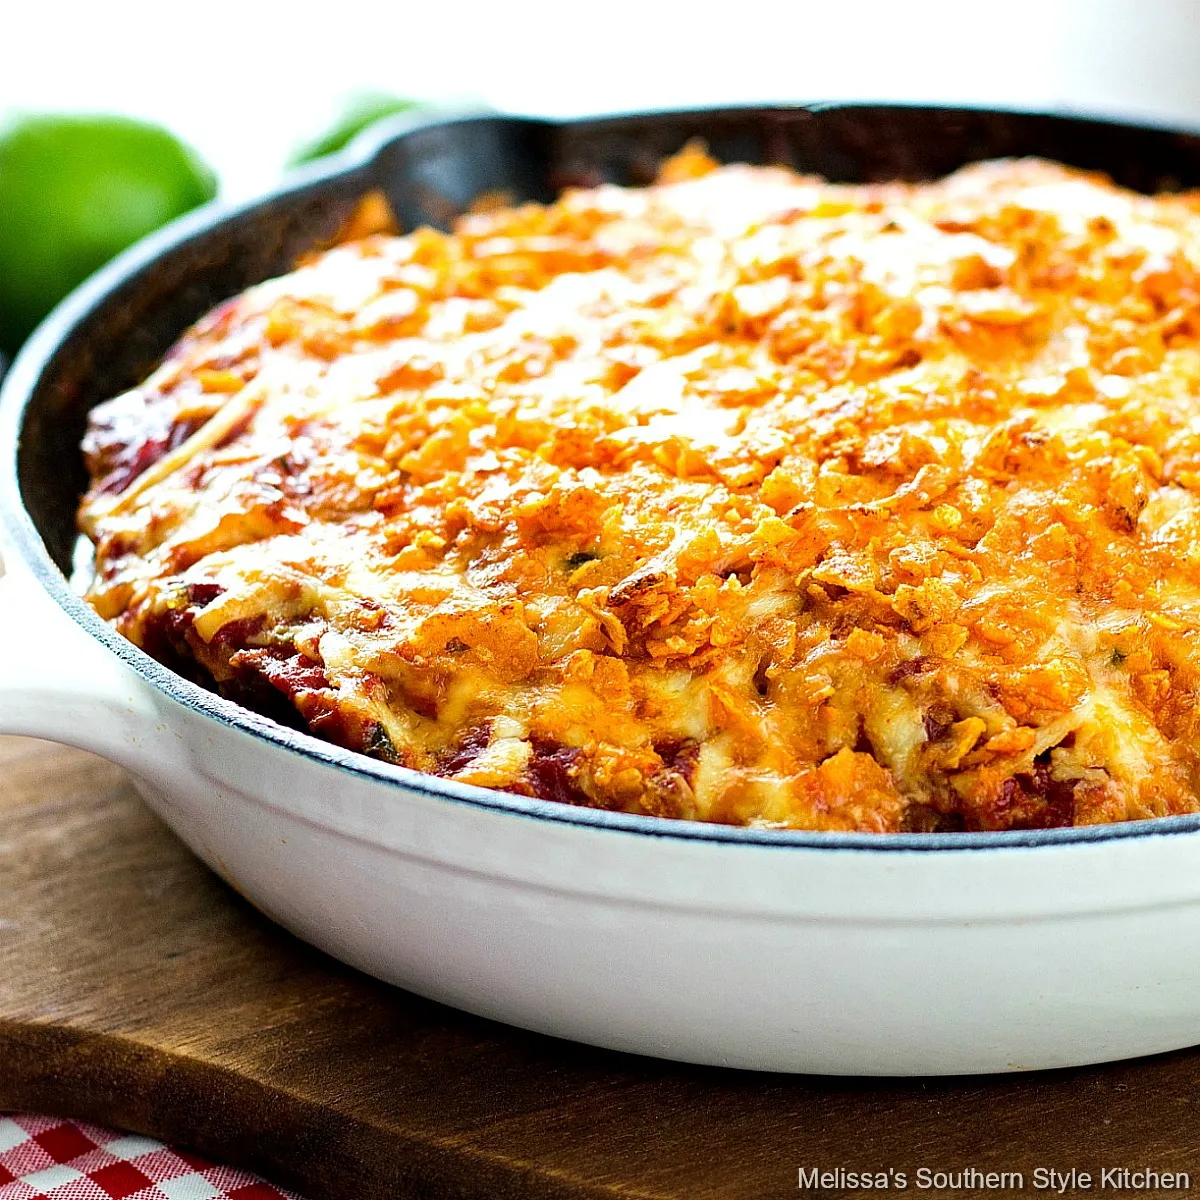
0;1115;305;1199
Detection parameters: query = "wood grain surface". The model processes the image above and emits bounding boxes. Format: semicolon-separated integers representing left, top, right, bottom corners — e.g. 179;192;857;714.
1;735;1200;1199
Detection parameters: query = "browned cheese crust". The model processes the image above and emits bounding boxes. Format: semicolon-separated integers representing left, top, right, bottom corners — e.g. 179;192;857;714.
78;147;1200;831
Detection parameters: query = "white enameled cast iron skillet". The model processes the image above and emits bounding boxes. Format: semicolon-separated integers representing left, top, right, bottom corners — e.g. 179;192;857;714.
4;105;1200;1077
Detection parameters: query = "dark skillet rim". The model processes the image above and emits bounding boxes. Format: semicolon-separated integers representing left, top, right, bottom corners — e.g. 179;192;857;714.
4;101;1200;853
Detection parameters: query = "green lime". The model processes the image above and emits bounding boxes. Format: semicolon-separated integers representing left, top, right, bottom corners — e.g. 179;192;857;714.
287;92;420;167
0;112;217;355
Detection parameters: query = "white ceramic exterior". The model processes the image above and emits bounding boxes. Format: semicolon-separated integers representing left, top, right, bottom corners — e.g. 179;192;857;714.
2;557;1199;1076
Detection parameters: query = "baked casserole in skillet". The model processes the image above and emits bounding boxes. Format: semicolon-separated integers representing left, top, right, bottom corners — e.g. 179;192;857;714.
77;144;1200;833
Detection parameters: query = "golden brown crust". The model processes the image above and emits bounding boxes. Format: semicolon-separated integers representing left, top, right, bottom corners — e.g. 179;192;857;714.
78;148;1200;831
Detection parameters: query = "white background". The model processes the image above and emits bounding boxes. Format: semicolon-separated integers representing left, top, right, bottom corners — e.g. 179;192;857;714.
3;0;1200;198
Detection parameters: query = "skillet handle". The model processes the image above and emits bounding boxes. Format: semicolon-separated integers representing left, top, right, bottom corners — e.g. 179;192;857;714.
0;563;161;766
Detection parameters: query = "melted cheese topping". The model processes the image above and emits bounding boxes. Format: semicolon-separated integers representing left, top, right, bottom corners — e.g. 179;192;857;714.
78;147;1200;831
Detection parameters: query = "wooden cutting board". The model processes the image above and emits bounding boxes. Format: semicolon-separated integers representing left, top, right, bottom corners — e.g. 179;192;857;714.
3;735;1200;1199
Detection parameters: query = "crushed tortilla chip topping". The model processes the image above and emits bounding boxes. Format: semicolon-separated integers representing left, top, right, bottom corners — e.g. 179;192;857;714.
78;149;1200;831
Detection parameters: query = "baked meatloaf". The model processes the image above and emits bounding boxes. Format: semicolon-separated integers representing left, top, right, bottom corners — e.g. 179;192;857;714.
78;146;1200;831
